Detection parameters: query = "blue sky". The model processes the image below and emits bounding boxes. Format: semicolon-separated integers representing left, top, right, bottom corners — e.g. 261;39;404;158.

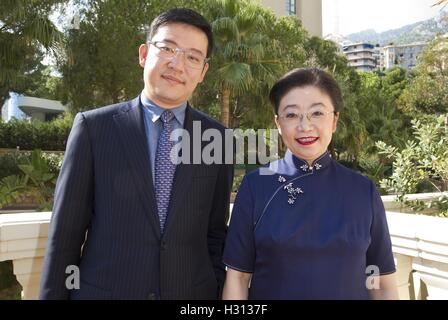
322;0;448;36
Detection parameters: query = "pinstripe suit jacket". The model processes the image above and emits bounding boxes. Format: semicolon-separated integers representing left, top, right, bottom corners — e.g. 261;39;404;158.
39;96;234;299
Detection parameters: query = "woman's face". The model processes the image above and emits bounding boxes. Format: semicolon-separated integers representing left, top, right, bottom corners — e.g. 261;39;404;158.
275;85;339;165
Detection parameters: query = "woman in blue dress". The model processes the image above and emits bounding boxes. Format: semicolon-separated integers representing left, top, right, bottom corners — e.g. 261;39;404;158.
222;68;398;300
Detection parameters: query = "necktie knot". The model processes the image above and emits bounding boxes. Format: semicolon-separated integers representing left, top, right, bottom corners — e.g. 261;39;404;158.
160;110;174;124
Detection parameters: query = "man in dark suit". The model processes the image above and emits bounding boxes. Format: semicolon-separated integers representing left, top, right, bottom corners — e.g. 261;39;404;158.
39;8;234;300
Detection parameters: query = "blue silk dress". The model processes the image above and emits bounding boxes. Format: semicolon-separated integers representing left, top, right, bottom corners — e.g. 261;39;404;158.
223;150;396;299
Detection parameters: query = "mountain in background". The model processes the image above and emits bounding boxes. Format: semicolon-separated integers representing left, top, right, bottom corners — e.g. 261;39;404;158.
345;11;448;45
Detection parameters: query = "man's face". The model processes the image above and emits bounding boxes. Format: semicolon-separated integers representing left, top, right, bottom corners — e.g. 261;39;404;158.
138;23;209;108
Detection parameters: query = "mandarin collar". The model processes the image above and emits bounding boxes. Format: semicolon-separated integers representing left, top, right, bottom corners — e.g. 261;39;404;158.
284;149;332;173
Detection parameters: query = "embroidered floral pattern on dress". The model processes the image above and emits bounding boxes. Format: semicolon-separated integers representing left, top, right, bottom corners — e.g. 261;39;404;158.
283;182;304;205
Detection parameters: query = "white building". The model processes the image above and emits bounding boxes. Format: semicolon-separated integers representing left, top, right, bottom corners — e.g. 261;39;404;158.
342;42;376;72
382;42;427;70
1;92;25;121
373;45;383;70
259;0;322;37
1;92;67;122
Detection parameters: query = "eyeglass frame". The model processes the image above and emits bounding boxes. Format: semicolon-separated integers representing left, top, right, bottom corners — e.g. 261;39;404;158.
277;110;337;125
147;40;210;69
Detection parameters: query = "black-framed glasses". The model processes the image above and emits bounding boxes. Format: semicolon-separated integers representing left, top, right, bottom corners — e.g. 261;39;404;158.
148;40;209;69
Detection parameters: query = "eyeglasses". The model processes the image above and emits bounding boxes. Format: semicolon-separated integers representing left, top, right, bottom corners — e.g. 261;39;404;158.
148;40;209;70
278;110;336;126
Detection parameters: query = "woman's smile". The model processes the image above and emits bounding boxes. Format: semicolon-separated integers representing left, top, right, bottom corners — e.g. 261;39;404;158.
296;137;319;145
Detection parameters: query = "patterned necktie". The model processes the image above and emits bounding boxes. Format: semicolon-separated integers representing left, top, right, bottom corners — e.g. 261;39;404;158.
155;110;176;232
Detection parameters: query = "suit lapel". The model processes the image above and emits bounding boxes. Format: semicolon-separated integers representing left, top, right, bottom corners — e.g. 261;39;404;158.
113;97;161;239
162;104;203;238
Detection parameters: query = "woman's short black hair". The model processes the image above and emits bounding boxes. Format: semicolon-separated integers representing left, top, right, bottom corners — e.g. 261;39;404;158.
269;68;343;115
147;8;214;58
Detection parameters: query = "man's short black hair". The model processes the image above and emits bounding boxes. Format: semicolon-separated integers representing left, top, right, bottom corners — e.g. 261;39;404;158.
147;8;214;58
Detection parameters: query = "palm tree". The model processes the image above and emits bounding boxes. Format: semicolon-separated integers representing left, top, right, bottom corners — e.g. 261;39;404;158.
0;0;63;107
433;0;448;7
208;0;283;127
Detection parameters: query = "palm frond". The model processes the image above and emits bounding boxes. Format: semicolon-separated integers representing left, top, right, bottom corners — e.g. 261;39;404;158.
212;17;240;42
217;62;253;93
432;0;448;7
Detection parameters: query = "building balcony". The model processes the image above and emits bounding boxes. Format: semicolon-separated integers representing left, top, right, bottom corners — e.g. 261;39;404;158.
1;193;448;299
17;96;66;122
348;61;376;68
343;47;375;54
346;54;375;60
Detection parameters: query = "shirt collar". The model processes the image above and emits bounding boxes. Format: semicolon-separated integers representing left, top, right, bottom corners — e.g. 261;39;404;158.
284;149;332;173
140;91;187;125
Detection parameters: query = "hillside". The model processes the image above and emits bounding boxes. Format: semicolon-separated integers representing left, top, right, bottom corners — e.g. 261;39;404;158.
346;12;447;45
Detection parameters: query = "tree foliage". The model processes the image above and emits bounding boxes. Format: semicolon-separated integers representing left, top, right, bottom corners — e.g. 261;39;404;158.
0;0;64;107
0;149;59;211
398;35;448;114
57;0;204;112
202;0;286;127
377;116;448;216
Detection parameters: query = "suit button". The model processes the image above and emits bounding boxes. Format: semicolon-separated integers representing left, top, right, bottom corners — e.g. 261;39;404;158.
161;241;167;250
148;293;157;300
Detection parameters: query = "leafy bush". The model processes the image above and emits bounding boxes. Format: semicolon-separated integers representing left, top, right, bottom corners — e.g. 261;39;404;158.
41;152;64;174
0;149;60;211
0;112;73;151
0;151;30;179
377;115;448;216
356;152;392;194
0;150;63;178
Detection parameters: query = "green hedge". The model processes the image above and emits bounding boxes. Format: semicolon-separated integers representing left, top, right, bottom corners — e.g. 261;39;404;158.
0;150;64;179
0;113;73;151
0;152;31;179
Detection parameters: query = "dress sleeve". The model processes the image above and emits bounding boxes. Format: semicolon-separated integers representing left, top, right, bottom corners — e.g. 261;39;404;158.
366;181;396;275
222;175;256;273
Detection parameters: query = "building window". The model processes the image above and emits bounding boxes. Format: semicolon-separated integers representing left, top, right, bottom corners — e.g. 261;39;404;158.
286;0;296;15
